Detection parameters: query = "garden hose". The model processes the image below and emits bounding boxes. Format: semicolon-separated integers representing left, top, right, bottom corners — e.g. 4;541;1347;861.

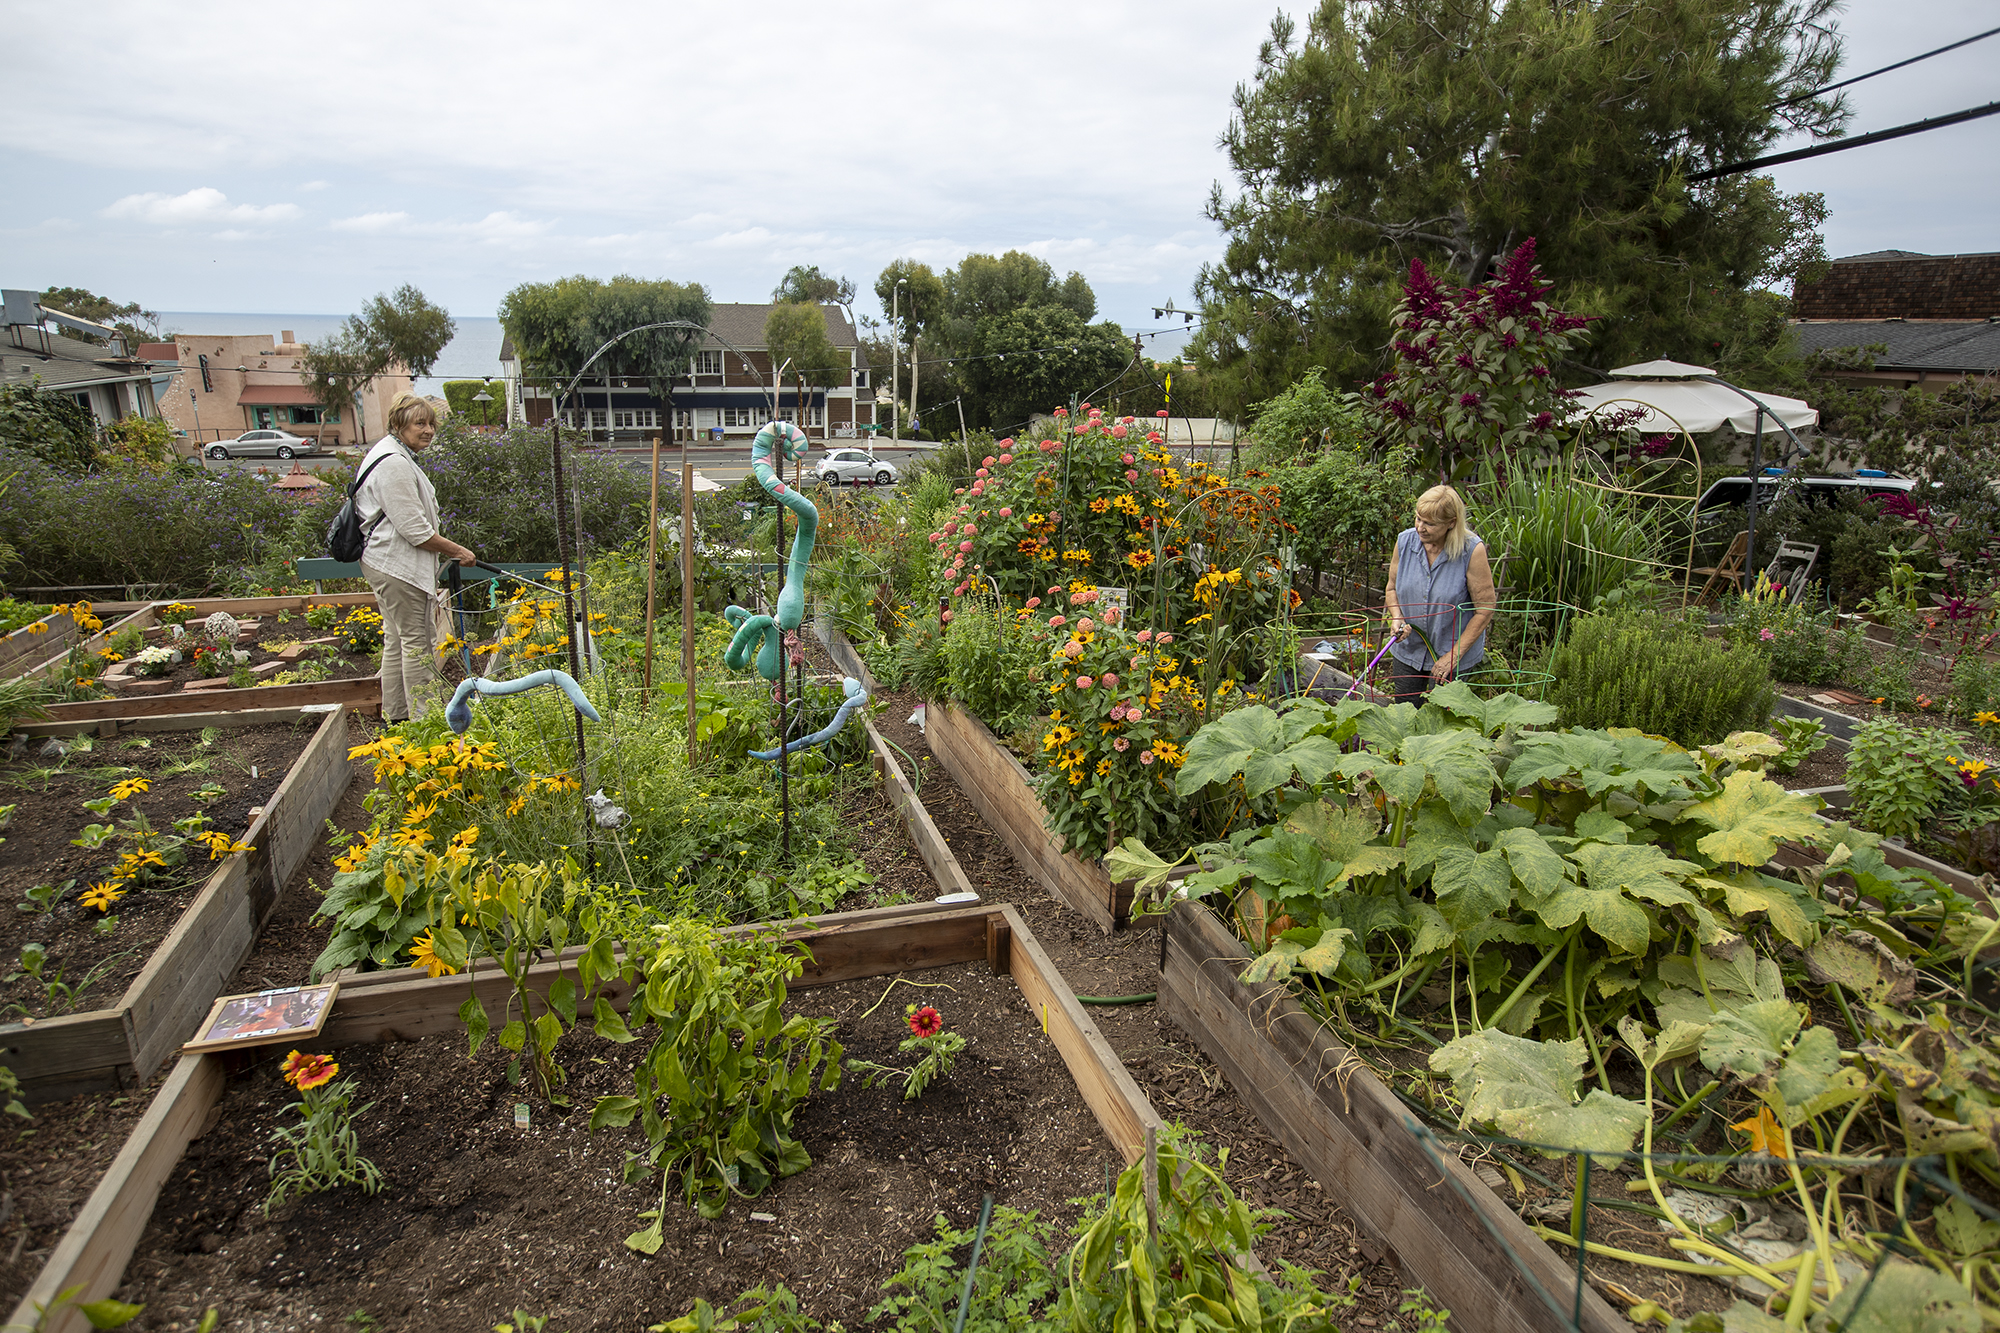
1074;992;1157;1005
882;735;924;794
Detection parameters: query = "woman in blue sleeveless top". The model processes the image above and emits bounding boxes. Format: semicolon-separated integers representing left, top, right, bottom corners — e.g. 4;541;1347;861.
1384;485;1496;703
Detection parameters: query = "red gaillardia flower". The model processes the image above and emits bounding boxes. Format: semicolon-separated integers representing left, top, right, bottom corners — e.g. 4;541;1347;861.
907;1005;944;1038
281;1049;339;1091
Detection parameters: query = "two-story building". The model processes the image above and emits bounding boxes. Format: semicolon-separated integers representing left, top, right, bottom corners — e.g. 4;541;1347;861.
499;303;876;444
152;331;414;452
1;289;168;426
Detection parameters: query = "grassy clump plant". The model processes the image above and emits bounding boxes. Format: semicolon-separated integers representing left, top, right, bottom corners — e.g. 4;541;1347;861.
1545;609;1774;745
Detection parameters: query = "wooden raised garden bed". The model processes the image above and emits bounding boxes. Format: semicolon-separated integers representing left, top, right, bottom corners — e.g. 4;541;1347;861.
1160;898;1624;1333
0;706;354;1102
18;595;384;724
12;901;1162;1333
924;701;1139;932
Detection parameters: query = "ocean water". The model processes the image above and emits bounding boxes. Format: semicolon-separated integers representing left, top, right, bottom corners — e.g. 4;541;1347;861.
156;312;505;399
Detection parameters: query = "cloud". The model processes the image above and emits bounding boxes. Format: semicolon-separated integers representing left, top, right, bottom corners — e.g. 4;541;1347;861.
329;209;550;245
101;187;301;227
330;211;411;233
298;180;331;192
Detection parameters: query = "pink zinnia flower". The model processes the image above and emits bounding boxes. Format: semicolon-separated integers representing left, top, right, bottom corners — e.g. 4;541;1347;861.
1156;410;1169;418
1157;633;1173;645
1103;607;1121;625
1077;617;1095;632
1053;408;1068;418
1025;596;1041;608
1101;672;1118;687
998;453;1012;464
1049;615;1066;627
1048;512;1060;522
983;456;996;467
1125;470;1138;482
959;540;974;552
1109;704;1127;721
1139;751;1155;765
999;507;1013;517
1113;737;1130;752
1112;425;1128;438
1062;640;1083;659
1136;629;1153;643
999;438;1014;447
1126;706;1143;720
928;533;941;543
941;610;954;623
963;524;977;535
1040;440;1059;453
976;468;989;478
1077;676;1093;689
1122;453;1135;465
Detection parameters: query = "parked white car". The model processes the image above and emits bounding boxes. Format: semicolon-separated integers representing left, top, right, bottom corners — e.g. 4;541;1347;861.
817;448;897;487
206;429;321;460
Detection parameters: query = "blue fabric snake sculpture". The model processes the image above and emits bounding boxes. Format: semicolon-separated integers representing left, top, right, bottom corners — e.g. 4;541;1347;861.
445;668;601;735
749;676;869;760
724;420;817;681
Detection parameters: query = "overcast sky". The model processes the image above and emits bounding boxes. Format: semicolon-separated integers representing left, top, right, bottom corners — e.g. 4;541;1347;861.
5;0;1996;338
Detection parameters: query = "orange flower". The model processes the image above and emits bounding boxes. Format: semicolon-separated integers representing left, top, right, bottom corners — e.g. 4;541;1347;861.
1729;1106;1788;1158
281;1049;339;1091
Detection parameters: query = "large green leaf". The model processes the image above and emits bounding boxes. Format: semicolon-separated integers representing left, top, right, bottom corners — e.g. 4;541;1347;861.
1397;730;1499;824
1617;1016;1712;1072
1811;1253;1982;1332
1241;926;1354;983
1353;701;1421;752
1176;704;1347;797
1654;939;1787;1028
1699;998;1802;1082
1683;770;1825;865
1494;827;1571;900
1697;1001;1867;1126
1403;802;1473;876
1552;842;1702;954
1505;729;1702;800
1282;800;1405;886
1104;837;1181;895
1695;869;1823;948
1429;1030;1647;1164
1430;846;1514;939
1244;829;1337;897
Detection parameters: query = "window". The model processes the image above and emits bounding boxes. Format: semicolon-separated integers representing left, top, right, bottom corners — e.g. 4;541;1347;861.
693;351;723;376
854;368;868;388
674;410;693;429
777;408;824;427
289;406;324;424
722;407;758;428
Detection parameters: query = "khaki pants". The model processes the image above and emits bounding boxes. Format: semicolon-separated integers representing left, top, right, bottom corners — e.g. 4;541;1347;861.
362;565;441;722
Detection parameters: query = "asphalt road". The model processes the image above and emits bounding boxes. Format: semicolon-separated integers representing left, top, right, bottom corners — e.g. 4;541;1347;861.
196;442;944;488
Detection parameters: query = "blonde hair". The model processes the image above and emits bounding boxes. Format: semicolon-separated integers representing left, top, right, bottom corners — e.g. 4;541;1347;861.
386;392;437;437
1415;485;1474;561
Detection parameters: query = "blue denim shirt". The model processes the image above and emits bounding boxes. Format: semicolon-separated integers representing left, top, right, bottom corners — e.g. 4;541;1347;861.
1390;527;1487;673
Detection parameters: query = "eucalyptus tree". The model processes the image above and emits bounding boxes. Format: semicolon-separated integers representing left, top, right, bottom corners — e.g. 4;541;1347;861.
301;285;456;437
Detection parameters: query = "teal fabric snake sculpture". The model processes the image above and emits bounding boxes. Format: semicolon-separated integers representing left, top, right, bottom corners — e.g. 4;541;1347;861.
445;668;601;734
749;676;868;761
723;420;817;681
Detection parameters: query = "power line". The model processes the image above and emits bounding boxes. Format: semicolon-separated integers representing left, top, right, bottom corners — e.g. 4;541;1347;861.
1778;25;2000;105
1686;98;2000;182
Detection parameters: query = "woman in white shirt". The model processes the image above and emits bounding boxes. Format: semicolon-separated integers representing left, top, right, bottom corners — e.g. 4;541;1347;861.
355;394;476;723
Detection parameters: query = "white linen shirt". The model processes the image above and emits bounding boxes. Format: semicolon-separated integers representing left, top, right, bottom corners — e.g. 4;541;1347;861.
355;435;441;592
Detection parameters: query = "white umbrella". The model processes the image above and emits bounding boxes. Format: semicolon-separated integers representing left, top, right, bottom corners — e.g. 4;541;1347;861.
1570;359;1817;435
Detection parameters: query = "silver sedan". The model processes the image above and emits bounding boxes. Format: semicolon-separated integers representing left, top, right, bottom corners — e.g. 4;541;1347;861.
206;429;322;460
817;448;897;487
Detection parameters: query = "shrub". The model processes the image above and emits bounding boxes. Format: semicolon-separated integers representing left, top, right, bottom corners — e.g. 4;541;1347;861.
0;445;299;590
1845;716;1967;844
1266;443;1421;589
1720;581;1868;685
0;383;96;471
940;590;1046;734
0;598;50;634
1246;368;1371;464
1545;610;1775;745
421;417;649;562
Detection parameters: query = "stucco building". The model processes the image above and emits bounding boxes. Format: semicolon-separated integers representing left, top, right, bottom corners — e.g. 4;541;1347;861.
153;332;414;452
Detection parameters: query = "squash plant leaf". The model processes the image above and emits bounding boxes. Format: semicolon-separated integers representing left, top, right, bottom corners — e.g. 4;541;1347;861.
1553;842;1703;956
1695;869;1822;949
1683;770;1824;866
1429;1030;1647;1164
1426;680;1560;737
1404;802;1474;877
1104;837;1181;895
1283;800;1405;886
1701;730;1785;769
1397;730;1498;825
1654;940;1787;1028
1816;1260;1983;1333
1242;926;1354;983
1616;1016;1712;1072
1698;998;1802;1083
1430;846;1514;942
1174;704;1346;798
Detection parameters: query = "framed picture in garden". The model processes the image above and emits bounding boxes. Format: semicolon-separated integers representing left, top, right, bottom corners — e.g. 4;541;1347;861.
183;982;339;1053
1093;586;1130;615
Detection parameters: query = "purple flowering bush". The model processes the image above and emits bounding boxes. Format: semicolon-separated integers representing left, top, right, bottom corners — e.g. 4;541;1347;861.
1367;239;1595;480
420;418;649;563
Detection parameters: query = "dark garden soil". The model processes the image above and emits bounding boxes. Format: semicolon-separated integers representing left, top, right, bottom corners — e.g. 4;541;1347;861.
0;720;322;1020
104;612;381;696
0;711;372;1317
1769;740;1848;793
114;962;1123;1332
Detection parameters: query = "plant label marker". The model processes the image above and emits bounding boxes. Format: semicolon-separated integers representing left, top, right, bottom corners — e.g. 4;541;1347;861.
514;1103;530;1129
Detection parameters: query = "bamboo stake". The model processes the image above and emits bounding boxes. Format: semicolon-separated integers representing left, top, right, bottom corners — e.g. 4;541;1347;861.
682;458;696;768
642;433;661;709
